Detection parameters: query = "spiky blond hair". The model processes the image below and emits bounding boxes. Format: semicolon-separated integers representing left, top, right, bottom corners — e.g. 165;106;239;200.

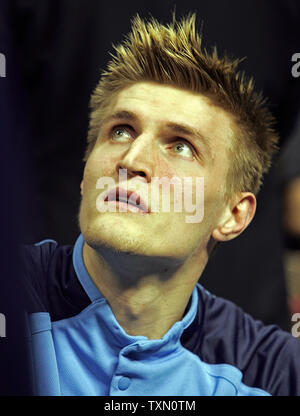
84;13;279;197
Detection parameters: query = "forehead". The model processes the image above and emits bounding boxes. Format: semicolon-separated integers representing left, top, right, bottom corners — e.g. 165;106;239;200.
107;82;236;154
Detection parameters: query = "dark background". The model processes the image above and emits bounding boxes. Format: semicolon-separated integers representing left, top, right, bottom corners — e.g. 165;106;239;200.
1;0;300;394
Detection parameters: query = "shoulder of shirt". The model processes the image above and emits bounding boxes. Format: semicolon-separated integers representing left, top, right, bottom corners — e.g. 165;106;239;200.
18;238;90;320
181;283;300;396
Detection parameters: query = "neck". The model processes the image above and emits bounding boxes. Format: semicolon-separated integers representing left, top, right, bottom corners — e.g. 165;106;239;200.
82;242;208;339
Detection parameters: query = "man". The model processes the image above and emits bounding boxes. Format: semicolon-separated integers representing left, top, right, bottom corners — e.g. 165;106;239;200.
21;14;300;396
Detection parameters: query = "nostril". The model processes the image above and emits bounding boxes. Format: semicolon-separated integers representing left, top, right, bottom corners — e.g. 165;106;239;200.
118;167;147;178
117;163;150;182
134;171;146;177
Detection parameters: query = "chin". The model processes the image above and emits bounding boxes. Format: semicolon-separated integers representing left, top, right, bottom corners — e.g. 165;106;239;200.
79;209;197;260
80;217;148;255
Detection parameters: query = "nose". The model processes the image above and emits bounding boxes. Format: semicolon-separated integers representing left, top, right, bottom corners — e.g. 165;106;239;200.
116;134;154;182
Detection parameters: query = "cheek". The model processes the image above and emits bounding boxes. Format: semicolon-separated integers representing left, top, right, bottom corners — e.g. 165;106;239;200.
97;157;117;175
157;161;172;178
155;157;182;179
84;152;118;183
202;182;226;230
82;152;120;207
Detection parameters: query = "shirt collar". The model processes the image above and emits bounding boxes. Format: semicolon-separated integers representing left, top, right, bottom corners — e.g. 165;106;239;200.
73;233;198;344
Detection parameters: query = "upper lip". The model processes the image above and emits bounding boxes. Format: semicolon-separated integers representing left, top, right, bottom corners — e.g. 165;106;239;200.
104;186;149;213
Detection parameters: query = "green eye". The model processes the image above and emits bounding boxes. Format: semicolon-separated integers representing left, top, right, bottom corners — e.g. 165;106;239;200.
112;127;131;140
173;142;193;157
174;143;185;153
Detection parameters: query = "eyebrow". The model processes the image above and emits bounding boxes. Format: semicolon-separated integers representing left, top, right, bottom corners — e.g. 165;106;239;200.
101;110;213;158
101;110;137;125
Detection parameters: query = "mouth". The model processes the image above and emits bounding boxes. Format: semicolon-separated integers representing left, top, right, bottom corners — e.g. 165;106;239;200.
104;187;149;213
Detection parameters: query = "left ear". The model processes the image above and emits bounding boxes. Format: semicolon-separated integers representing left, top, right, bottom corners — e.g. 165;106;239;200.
212;192;256;242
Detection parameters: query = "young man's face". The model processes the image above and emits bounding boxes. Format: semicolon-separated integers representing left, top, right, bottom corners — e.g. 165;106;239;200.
79;82;237;261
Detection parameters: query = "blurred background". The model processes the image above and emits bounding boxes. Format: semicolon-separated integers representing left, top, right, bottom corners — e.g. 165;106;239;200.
1;0;300;393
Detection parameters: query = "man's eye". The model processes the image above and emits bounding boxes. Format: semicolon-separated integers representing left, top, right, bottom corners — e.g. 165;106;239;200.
172;141;194;158
111;126;132;141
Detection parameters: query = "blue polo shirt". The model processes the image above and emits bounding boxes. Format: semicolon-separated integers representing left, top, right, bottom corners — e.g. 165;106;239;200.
27;235;272;396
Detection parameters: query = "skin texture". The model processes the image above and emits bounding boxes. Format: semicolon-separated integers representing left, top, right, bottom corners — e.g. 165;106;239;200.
78;82;256;339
